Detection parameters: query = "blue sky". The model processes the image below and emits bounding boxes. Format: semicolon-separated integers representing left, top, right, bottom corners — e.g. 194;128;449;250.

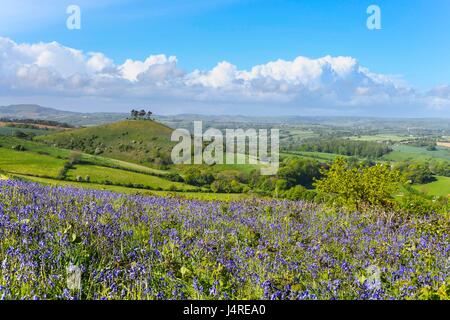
0;0;449;116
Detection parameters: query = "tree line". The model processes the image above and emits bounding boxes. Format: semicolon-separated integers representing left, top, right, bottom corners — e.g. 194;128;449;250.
298;138;392;158
130;109;153;120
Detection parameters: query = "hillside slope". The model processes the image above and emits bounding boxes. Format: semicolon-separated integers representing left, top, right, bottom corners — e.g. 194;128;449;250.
36;120;175;167
0;104;127;126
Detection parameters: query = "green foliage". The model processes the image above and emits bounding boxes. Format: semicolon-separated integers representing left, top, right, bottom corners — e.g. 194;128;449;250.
396;193;447;216
299;138;392;158
11;144;26;151
57;151;82;180
277;158;322;188
315;157;403;211
282;185;317;201
395;161;435;184
183;167;215;186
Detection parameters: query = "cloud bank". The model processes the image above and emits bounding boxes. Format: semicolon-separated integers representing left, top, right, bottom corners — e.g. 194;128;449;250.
0;36;448;116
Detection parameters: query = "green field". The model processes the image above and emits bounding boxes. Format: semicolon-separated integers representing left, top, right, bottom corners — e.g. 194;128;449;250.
0;126;56;136
80;153;170;176
383;145;450;162
413;176;450;197
0;147;65;178
281;150;345;162
11;174;251;201
66;164;197;191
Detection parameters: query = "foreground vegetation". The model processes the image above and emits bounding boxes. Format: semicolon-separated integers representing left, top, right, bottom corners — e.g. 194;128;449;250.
1;180;449;300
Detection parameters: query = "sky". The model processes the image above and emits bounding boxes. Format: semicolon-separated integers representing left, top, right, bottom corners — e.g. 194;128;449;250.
0;0;449;117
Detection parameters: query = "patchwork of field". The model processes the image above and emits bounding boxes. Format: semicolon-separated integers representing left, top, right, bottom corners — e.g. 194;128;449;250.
0;136;196;193
1;121;450;200
66;164;197;191
382;145;450;162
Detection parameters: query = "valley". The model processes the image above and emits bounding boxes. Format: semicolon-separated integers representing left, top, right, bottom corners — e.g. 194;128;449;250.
0;105;449;202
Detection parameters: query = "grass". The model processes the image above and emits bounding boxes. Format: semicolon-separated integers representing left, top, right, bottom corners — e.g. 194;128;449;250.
349;134;409;142
66;164;197;191
383;145;450;162
413;176;450;197
36;120;175;166
0;136;71;159
281;150;345;162
80;153;170;176
0;147;66;178
12;174;252;201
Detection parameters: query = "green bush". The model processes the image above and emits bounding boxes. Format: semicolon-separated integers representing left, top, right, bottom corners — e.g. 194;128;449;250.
315;157;404;211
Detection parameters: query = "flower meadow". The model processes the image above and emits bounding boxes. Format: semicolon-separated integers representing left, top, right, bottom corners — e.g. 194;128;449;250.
0;179;449;300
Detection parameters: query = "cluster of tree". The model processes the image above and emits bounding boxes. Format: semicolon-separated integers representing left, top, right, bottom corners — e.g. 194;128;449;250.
56;135;100;155
315;157;403;211
314;157;449;214
244;158;323;200
394;160;450;183
146;148;172;168
11;144;26;151
394;161;435;184
12;130;36;140
298;138;392;158
178;158;324;197
130;109;153;120
0;118;73;128
181;167;249;193
404;137;437;150
57;152;82;180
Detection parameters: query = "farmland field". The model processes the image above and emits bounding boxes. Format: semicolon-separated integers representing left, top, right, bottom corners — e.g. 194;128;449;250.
349;134;409;142
66;165;197;191
382;145;450;162
281;151;345;162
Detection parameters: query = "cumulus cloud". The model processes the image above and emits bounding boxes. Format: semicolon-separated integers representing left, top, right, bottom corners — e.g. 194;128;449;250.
0;36;448;116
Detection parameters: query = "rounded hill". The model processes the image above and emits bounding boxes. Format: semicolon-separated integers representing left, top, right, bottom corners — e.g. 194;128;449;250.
36;120;175;167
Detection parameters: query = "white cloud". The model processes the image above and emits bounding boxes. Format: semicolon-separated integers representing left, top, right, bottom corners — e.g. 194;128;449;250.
0;36;449;116
119;55;179;82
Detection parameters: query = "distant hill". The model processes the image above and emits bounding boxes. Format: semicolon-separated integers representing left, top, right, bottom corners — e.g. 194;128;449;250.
36;119;175;168
0;104;127;126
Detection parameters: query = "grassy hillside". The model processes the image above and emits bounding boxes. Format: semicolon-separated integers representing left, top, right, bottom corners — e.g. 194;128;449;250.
0;148;66;178
0;135;197;193
36;119;175;168
0;104;127;126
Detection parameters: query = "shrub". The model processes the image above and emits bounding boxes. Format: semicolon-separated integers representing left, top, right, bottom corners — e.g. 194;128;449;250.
315;157;403;211
11;145;26;151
